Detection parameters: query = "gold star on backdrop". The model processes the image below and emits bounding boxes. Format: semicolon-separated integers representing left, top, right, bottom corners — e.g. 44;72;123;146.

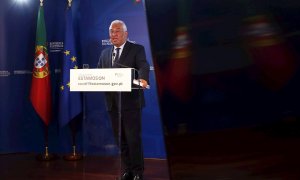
64;50;70;56
71;56;76;62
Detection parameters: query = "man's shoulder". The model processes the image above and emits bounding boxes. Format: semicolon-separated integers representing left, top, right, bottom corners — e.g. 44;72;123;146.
101;46;112;54
126;41;144;49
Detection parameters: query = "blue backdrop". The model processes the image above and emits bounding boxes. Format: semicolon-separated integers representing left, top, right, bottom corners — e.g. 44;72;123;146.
0;0;166;158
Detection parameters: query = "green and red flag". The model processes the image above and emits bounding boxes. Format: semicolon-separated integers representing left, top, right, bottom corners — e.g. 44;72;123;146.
133;0;142;3
165;26;193;101
30;3;52;125
242;15;297;91
165;0;193;102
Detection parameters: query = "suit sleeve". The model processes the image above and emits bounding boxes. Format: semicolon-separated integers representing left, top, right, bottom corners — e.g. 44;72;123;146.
97;51;103;68
136;45;150;83
98;49;109;68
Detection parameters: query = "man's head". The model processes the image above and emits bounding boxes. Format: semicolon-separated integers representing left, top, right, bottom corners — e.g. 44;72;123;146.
109;20;128;47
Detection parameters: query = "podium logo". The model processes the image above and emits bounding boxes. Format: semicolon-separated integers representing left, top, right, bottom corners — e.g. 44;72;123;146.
114;72;124;78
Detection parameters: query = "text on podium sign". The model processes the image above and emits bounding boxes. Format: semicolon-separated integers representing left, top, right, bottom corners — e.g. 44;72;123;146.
70;68;132;92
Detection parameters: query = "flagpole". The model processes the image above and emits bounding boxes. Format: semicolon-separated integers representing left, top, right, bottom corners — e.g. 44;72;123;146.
62;0;83;161
63;117;83;161
36;125;58;161
68;0;72;7
31;0;57;161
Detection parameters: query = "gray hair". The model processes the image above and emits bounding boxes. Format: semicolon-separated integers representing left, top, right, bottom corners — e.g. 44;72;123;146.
109;20;127;32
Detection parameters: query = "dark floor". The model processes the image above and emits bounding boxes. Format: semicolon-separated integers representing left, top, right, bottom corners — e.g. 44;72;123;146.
1;120;300;180
166;119;300;180
0;154;169;180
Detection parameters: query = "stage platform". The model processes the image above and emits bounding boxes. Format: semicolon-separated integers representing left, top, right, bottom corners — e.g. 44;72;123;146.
0;153;169;180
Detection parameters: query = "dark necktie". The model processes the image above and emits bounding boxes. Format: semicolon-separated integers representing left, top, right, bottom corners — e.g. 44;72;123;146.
113;47;120;66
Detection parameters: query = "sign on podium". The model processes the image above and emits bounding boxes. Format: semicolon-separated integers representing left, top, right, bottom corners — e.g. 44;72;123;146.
70;68;132;92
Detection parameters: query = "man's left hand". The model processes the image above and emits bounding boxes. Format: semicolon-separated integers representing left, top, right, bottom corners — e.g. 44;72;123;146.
139;79;148;88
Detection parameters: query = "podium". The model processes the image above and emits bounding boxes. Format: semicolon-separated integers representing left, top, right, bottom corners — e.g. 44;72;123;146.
70;68;133;92
70;68;145;180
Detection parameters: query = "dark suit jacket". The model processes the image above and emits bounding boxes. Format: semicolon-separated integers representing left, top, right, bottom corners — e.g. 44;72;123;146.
98;41;150;111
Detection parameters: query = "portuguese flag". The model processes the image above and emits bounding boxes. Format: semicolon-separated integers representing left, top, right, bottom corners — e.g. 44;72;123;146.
242;15;297;91
30;4;52;125
166;26;192;101
165;0;193;102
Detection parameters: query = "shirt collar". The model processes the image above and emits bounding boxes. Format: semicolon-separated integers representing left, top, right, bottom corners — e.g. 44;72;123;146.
114;41;126;51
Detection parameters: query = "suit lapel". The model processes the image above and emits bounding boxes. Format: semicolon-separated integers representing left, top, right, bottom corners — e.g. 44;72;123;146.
108;46;114;68
117;41;130;64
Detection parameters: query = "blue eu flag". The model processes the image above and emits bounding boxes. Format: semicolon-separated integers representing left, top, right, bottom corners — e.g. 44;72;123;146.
58;6;82;127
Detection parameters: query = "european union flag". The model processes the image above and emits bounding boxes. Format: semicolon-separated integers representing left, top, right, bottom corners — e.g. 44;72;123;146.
58;5;82;127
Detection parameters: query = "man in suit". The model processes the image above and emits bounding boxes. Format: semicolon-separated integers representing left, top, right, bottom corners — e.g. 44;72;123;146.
98;20;150;180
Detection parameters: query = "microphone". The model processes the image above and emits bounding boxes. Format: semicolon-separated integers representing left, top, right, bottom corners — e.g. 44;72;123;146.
113;61;150;89
112;53;116;64
113;61;132;69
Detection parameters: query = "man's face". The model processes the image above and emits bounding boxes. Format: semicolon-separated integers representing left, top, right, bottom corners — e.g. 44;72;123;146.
109;23;128;47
